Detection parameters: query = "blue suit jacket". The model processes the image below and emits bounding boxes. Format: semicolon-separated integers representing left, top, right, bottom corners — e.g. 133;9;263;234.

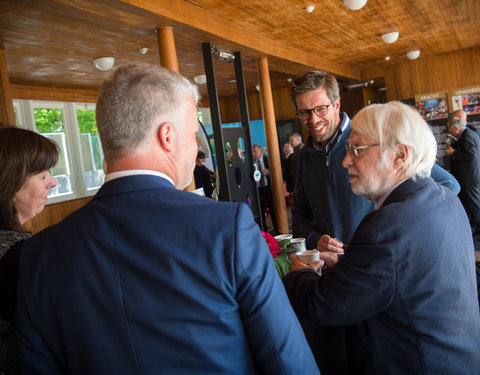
16;175;319;375
285;177;480;374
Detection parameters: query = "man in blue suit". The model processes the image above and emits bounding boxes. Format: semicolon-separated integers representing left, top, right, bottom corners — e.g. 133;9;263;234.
284;101;480;374
16;64;319;375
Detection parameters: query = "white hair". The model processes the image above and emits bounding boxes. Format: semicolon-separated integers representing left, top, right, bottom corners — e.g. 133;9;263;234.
351;101;437;178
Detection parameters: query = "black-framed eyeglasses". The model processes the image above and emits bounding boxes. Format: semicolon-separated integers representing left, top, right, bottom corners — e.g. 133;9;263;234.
345;142;380;157
296;101;333;120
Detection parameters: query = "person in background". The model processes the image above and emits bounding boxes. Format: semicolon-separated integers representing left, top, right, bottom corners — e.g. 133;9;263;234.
193;150;214;198
284;101;480;375
16;64;319;375
282;143;294;204
253;144;277;233
288;132;303;193
288;70;460;374
0;125;58;375
445;117;480;239
452;108;480;137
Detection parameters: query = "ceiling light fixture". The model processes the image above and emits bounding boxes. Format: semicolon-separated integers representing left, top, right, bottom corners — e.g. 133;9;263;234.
139;47;149;55
385;56;391;61
304;5;315;13
93;57;115;71
193;75;207;85
406;50;420;60
381;31;399;44
343;0;367;11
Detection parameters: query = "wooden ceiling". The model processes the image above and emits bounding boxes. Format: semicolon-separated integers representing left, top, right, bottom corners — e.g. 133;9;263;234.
1;0;479;101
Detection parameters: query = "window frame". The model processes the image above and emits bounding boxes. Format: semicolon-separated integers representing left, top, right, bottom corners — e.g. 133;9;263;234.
13;99;102;204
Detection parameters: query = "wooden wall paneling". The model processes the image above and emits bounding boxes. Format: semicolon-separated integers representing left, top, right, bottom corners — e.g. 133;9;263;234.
0;49;15;125
272;86;296;122
24;197;92;234
384;46;480;101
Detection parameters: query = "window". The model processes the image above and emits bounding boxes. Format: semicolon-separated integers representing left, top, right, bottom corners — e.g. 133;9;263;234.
13;100;105;204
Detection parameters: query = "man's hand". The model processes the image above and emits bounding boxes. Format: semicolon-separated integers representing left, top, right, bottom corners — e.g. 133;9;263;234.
444;145;454;156
290;255;323;272
319;251;340;272
316;235;344;253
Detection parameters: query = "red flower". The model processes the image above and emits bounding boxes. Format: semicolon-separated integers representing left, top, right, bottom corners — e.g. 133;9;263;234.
261;231;280;258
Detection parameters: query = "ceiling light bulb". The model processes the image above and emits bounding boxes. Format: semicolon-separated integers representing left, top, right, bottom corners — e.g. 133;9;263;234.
194;75;207;85
139;47;148;55
304;5;315;13
343;0;367;10
381;31;399;44
93;57;115;71
385;56;391;61
406;50;420;60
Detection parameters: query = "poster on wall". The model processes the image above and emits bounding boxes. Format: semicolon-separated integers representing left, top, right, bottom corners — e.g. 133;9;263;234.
415;91;449;121
450;86;480;115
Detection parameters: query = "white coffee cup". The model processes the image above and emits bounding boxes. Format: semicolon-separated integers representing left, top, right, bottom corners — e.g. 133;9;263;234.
274;234;293;242
290;238;306;252
296;250;320;264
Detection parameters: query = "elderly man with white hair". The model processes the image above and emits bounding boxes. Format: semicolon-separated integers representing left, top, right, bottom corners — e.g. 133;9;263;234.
284;101;480;375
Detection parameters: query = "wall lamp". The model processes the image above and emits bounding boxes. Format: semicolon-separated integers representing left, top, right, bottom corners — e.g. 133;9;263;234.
211;46;235;62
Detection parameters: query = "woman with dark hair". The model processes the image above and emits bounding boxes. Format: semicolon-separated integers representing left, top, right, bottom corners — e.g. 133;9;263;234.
0;125;58;374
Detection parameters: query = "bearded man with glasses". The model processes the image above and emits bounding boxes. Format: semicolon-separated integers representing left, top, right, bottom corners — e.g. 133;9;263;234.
287;71;460;374
284;101;480;375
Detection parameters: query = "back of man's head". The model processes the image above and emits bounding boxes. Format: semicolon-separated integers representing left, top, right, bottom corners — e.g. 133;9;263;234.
351;101;437;179
451;109;467;124
448;117;465;130
96;64;199;163
289;71;340;109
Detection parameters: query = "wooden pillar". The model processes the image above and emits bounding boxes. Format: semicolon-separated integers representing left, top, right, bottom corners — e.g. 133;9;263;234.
157;27;179;73
257;57;288;234
157;26;196;191
0;49;15;126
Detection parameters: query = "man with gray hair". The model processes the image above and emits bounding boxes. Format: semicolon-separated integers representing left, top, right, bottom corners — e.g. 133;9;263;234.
16;64;319;374
284;101;480;374
445;116;480;239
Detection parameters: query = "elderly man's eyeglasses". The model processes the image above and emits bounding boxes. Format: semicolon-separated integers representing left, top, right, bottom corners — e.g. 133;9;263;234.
296;101;333;120
345;142;380;157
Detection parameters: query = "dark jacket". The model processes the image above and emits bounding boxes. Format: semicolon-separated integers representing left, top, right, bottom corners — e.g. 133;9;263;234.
450;126;480;187
285;177;480;374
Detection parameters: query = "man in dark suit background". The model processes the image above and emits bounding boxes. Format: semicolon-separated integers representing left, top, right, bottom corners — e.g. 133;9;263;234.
445;116;480;238
284;101;480;374
253;144;277;233
282;143;294;204
15;64;319;375
288;132;304;192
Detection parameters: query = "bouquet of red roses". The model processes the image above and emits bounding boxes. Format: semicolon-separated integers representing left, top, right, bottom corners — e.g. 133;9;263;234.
261;231;292;278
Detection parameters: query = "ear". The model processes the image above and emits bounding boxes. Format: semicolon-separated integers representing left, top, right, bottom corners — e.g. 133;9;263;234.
334;97;341;111
393;143;409;170
157;122;176;152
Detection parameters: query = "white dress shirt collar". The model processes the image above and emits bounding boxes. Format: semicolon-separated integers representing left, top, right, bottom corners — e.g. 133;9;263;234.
104;170;174;186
